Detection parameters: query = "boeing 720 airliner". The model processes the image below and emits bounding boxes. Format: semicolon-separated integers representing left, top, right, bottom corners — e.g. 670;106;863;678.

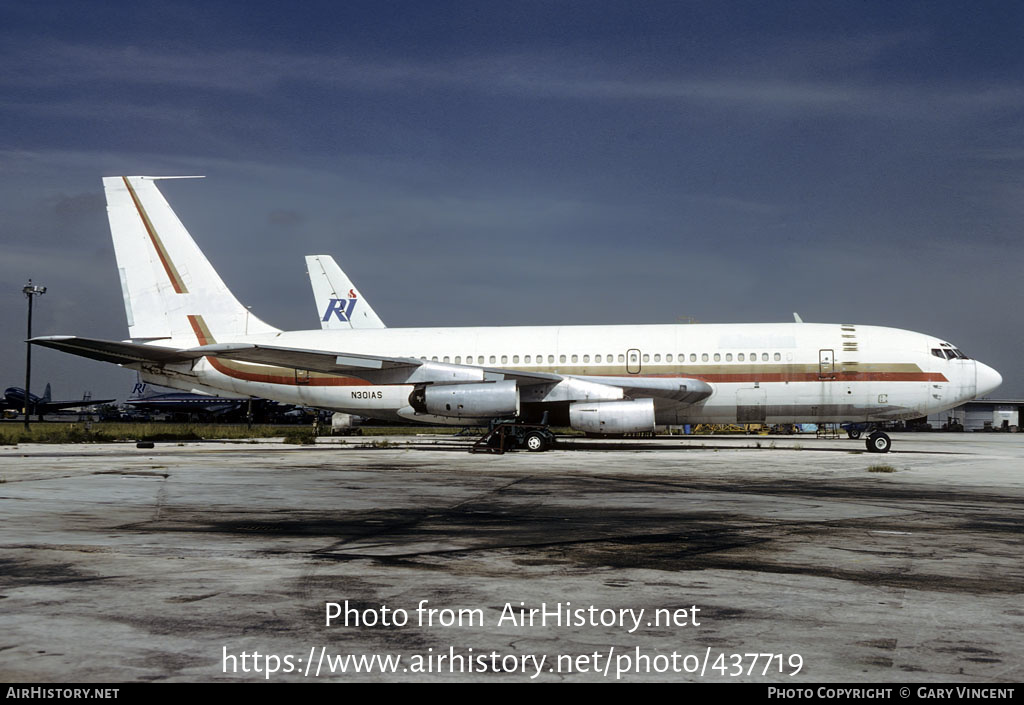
31;176;1002;452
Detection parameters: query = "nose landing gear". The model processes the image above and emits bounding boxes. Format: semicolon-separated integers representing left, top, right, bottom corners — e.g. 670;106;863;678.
866;431;891;453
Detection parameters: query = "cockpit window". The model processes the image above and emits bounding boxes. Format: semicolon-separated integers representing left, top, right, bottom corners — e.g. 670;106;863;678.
931;349;945;359
944;349;957;360
952;348;969;359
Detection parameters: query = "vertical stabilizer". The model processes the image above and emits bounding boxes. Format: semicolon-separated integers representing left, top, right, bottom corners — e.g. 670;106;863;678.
104;176;280;343
42;383;51;403
305;254;386;330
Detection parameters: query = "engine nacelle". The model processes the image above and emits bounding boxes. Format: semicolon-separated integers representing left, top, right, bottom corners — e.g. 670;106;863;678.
410;381;520;418
569;398;655;434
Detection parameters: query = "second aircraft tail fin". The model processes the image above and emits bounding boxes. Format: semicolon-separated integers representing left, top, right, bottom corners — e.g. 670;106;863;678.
305;254;386;330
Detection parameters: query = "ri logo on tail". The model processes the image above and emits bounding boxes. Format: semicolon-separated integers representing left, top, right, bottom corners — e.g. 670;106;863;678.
306;255;386;330
322;290;359;323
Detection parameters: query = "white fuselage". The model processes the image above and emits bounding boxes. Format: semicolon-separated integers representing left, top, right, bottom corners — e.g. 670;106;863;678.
137;321;991;426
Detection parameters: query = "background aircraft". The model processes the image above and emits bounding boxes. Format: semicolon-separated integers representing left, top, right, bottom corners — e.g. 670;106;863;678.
124;380;249;418
2;384;114;419
307;254;386;330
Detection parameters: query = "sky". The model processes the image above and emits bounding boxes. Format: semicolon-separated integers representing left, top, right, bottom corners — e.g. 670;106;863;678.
1;0;1022;401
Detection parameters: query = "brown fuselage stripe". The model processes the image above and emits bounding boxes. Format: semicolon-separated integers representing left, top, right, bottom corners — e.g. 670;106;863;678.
640;372;947;383
123;177;189;294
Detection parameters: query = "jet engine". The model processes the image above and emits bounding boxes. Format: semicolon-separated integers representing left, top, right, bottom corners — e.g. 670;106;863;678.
409;380;520;419
569;398;655;434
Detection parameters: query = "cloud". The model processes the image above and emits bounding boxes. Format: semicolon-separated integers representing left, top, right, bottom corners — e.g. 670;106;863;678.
51;192;105;219
3;37;1024;123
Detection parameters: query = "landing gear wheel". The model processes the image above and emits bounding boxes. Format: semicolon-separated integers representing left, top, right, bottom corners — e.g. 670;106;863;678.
866;432;891;453
524;431;547;452
847;429;861;440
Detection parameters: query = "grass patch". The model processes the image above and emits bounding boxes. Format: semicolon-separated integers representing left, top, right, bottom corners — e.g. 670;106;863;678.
282;429;317;445
867;464;897;473
0;422;296;444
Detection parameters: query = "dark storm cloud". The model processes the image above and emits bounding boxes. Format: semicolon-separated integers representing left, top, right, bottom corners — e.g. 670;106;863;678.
52;192;105;219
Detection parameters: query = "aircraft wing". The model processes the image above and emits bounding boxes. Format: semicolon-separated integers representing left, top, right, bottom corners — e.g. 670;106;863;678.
32;337;713;405
570;375;712;403
188;344;712;402
186;343;420;374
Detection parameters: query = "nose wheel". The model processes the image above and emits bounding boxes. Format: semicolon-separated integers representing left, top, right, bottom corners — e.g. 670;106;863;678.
866;431;891;453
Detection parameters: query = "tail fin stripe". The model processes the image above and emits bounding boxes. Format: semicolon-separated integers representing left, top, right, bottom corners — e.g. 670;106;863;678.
122;176;189;294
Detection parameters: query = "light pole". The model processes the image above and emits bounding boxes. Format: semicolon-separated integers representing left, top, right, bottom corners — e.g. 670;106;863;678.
23;280;46;430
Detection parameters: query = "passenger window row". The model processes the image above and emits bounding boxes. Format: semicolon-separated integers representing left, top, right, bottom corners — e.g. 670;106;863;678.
416;352;787;365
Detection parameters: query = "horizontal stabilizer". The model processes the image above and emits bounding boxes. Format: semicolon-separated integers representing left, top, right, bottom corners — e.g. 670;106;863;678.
30;336;200;366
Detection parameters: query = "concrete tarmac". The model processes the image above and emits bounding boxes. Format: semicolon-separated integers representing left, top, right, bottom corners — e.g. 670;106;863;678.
1;433;1022;682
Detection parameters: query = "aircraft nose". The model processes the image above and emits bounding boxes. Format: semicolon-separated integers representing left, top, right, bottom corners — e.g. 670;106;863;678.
975;362;1003;398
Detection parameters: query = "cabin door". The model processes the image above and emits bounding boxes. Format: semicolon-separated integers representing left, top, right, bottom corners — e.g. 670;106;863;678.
818;349;835;379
